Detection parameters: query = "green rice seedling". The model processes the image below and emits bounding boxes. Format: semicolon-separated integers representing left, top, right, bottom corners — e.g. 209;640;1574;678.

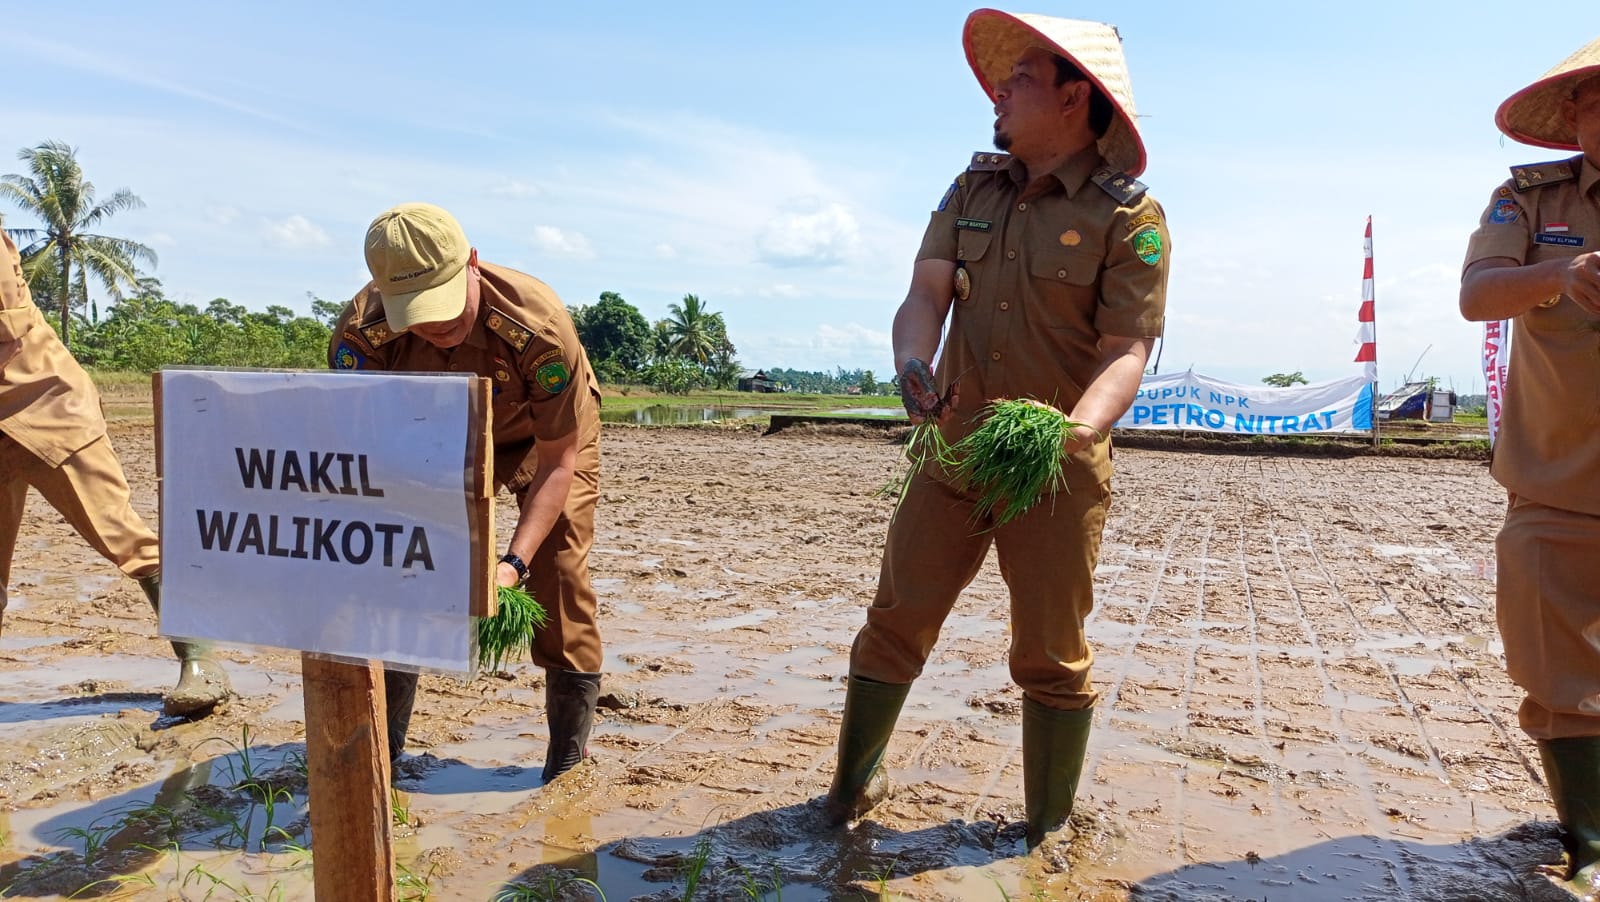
477;585;549;672
202;724;263;786
736;860;783;900
680;835;714;901
878;420;958;508
53;819;117;868
949;398;1090;527
492;872;607;901
391;788;415;828
396;859;438;901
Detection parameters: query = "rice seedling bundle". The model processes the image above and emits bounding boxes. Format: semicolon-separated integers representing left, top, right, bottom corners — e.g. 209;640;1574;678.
476;585;548;672
949;398;1089;527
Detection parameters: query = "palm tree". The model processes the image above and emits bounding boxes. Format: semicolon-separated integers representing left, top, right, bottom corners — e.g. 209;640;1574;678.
1;141;156;349
665;293;720;366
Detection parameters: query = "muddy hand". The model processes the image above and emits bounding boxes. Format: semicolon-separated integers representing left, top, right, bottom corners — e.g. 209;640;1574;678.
899;358;947;423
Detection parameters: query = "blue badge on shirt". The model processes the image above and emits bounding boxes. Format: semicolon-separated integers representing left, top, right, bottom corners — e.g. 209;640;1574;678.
1534;233;1585;247
1488;198;1522;224
333;342;364;370
937;179;959;212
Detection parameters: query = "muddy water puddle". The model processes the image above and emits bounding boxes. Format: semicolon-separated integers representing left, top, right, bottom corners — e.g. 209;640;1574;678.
1;429;1577;899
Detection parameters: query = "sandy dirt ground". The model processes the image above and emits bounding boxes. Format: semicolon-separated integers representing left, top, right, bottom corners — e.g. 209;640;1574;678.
0;417;1577;901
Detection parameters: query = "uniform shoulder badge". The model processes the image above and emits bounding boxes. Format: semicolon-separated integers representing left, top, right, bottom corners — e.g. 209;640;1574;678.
357;306;399;349
1090;167;1149;204
968;152;1011;172
485;305;535;354
1510;156;1581;193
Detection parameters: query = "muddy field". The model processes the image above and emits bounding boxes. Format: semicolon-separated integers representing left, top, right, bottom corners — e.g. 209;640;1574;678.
0;415;1574;901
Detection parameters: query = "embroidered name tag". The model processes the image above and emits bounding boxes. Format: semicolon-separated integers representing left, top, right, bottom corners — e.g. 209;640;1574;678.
1535;233;1585;247
955;218;992;232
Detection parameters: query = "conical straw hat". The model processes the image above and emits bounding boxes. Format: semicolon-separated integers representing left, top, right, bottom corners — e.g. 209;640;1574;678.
1495;35;1600;150
962;9;1145;176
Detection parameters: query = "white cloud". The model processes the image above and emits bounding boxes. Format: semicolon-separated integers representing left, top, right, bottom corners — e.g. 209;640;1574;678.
531;225;596;261
761;283;804;299
756;201;861;267
740;322;893;371
492;178;540;198
205;205;238;226
654;242;678;259
147;231;177;247
262;214;331;249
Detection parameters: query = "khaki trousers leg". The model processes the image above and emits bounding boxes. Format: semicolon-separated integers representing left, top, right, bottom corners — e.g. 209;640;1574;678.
0;432;159;583
522;428;603;674
1497;496;1600;739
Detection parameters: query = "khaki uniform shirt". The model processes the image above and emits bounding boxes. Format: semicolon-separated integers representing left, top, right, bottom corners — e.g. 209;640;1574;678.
330;262;601;492
1463;153;1600;515
918;147;1170;486
0;232;106;466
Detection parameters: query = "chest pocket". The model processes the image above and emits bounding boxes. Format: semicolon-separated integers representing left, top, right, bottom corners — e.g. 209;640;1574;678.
1026;248;1100;329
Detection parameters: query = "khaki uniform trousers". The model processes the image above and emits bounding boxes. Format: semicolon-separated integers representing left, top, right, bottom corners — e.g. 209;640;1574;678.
0;431;160;592
519;426;602;674
1498;495;1600;740
849;468;1112;711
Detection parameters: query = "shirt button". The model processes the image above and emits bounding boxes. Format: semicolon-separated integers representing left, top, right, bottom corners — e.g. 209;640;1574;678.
1006;249;1017;260
991;351;1002;361
1017;202;1028;212
1057;268;1067;278
999;301;1010;310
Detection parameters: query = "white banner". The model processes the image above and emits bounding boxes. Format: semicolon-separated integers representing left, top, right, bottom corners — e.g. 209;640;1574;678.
1484;320;1510;447
1116;370;1375;435
158;369;483;674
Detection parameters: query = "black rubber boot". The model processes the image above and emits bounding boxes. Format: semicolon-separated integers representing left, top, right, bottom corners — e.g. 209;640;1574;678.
1022;696;1093;851
384;668;420;765
822;676;912;826
1539;736;1600;899
542;669;601;781
138;575;232;717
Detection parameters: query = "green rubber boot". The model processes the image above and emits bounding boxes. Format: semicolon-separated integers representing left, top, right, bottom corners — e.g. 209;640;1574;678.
1023;696;1093;851
822;676;911;826
138;575;232;717
1539;736;1600;899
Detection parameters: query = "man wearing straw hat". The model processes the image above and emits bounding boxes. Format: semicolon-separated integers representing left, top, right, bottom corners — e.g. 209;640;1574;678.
824;10;1169;852
1461;35;1600;898
0;225;231;718
330;203;605;782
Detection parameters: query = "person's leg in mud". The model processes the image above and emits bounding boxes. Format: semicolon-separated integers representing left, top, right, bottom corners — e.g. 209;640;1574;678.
996;479;1110;853
0;441;27;636
14;433;232;716
829;469;992;824
1496;497;1600;897
526;431;603;782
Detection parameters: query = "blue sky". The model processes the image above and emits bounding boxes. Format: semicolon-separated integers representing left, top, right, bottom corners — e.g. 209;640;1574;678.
4;2;1598;393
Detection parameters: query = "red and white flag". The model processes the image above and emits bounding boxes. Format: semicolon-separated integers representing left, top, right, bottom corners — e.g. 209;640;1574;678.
1354;216;1377;382
1484;319;1510;446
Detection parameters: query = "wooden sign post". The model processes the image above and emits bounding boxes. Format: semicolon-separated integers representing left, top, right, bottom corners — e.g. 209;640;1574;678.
155;369;493;901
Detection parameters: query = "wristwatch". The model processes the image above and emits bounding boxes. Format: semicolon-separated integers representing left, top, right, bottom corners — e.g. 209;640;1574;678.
499;552;528;582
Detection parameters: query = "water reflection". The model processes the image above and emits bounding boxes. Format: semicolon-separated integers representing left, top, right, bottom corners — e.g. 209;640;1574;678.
599;405;785;425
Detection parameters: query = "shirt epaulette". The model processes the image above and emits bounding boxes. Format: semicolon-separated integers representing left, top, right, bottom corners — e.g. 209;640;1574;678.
969;152;1011;172
1090;167;1148;204
357;305;399;348
485;306;535;354
1510;157;1580;193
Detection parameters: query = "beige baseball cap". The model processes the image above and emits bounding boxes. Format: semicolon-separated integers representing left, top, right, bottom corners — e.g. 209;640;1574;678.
364;202;471;332
963;9;1146;176
1496;36;1600;151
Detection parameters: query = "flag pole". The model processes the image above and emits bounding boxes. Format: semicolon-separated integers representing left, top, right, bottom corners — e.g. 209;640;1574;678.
1355;216;1380;447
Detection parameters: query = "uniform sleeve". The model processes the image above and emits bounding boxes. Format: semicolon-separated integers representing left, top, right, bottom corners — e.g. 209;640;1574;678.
0;232;38;344
915;171;967;262
327;286;387;371
520;316;588;442
1094;194;1170;338
1463;180;1533;270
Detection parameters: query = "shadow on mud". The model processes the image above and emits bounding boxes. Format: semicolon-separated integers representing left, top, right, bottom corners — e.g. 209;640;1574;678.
499;799;1038;901
0;692;163;726
1130;821;1573;902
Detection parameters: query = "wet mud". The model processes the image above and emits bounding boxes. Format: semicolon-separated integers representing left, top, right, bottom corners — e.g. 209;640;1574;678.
0;419;1576;900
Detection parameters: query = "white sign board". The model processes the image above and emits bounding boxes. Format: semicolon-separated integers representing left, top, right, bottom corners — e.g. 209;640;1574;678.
1115;371;1375;435
157;369;487;674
